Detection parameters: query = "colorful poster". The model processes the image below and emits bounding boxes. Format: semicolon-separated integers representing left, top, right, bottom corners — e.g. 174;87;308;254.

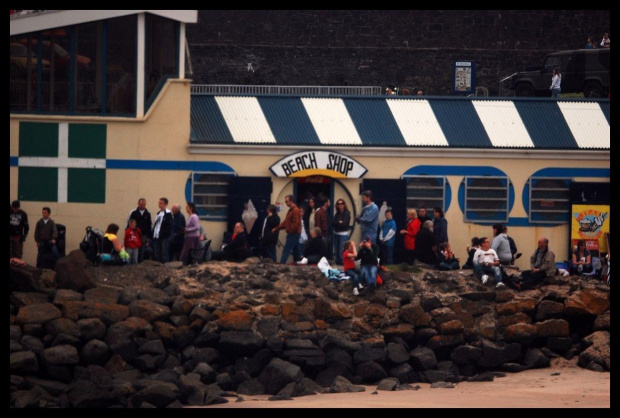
571;205;610;252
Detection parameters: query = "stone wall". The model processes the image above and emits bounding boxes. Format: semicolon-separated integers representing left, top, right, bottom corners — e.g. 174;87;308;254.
187;10;610;95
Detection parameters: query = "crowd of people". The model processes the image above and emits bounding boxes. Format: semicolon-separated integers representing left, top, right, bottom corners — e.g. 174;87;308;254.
585;32;610;49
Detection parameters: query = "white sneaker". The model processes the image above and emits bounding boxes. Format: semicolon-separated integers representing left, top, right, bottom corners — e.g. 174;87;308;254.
577;265;583;273
496;282;505;288
481;274;489;284
297;257;308;265
352;287;359;296
358;283;364;289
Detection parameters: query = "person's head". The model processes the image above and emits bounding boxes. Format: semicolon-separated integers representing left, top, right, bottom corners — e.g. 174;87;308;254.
603;32;609;39
335;199;348;213
423;220;433;230
322;198;331;209
234;222;245;234
284;194;295;208
471;237;480;247
385;209;393;220
158;197;168;210
577;240;587;250
186;202;198;215
418;207;427;218
502;226;508;234
538;237;549;251
406;208;417;220
311;227;322;239
417;90;423;96
433;207;444;218
361;190;373;205
402;88;410;95
439;242;449;252
479;237;491;250
588;36;595;43
492;223;504;237
553;67;561;77
299;207;305;217
128;218;137;228
42;207;51;219
138;198;146;210
361;235;372;248
106;223;120;234
267;204;277;216
344;240;354;251
11;200;20;213
171;204;181;215
308;197;316;209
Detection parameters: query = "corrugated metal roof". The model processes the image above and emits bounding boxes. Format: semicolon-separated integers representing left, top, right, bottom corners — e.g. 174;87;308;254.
386;99;449;146
472;100;534;148
301;98;362;145
557;102;610;149
428;99;492;148
514;101;577;149
344;98;406;147
214;96;276;144
189;95;610;150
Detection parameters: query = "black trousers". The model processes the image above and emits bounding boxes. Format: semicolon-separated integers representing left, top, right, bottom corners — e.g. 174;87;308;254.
520;270;547;290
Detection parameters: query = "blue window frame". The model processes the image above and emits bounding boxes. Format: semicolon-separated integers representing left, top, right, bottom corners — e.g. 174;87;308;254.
463;176;510;223
191;172;234;221
404;175;447;213
528;177;571;224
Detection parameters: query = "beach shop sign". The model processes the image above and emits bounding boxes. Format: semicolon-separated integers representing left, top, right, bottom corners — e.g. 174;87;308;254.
270;151;368;178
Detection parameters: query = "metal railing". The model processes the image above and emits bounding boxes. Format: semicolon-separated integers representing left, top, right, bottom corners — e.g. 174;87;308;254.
191;84;382;96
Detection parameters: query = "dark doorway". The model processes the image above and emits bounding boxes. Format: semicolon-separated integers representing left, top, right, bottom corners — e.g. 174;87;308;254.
296;176;333;258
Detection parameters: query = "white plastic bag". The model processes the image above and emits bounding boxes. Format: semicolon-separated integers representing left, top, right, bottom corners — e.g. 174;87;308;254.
317;257;331;274
241;199;258;233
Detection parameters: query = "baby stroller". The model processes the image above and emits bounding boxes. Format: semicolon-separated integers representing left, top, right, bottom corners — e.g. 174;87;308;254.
190;239;212;265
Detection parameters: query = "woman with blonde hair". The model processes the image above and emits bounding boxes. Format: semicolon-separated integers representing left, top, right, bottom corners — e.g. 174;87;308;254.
400;208;421;265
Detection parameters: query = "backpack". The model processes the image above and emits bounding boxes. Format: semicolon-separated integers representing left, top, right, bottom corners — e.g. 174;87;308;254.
80;226;104;265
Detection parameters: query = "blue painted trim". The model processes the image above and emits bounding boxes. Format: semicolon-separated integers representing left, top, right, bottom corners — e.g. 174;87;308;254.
10;157;18;166
106;159;236;172
69;27;75;112
101;21;108;114
36;33;42;112
403;165;508;177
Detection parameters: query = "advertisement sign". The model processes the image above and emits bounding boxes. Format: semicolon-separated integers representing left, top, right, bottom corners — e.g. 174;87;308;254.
269;150;367;178
452;61;476;95
571;204;609;253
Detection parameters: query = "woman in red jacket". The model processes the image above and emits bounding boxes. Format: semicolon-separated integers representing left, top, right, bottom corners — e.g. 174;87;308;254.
400;208;421;265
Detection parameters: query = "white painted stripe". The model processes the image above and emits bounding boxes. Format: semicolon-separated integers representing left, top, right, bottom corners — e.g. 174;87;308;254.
472;100;534;148
301;98;362;145
58;168;68;203
136;13;146;118
18;157;106;169
557;102;610;149
58;122;69;158
215;96;276;143
386;99;449;146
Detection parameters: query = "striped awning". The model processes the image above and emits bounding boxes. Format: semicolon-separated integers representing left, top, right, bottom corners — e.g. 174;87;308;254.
190;95;610;150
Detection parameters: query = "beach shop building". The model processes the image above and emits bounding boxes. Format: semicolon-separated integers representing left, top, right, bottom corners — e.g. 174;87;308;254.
10;11;610;267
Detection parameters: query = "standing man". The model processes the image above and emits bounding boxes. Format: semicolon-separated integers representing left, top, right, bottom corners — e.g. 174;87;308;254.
128;198;152;263
472;236;504;288
152;197;173;263
272;195;302;264
314;198;330;242
259;204;280;262
34;207;59;269
10;200;29;260
169;204;186;262
433;207;448;245
417;207;431;225
355;190;379;244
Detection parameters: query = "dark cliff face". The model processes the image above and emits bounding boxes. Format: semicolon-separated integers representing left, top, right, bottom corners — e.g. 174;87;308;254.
186;10;610;95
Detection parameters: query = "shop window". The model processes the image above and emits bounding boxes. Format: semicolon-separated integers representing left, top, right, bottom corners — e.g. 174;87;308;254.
463;176;509;223
529;178;571;224
38;28;71;112
145;14;178;108
107;15;137;115
405;176;446;213
74;21;103;113
192;173;230;220
10;34;37;111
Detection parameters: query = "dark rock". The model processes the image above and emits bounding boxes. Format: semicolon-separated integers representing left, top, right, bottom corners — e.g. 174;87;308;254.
13;386;55;408
194;362;217;383
106;317;152;346
410;346;437;371
9;264;39;292
356;361;388;383
45;317;81;338
10;340;24;353
190;306;211;322
266;337;284;354
45;364;73;383
326;347;354;370
132;354;165;372
430;307;458;325
500;363;529;373
315;363;354;387
118;287;141;305
11;291;49;307
353;346;386;364
169;315;190;327
84;287;121;304
478;341;521;368
219;331;265;357
586;362;605;372
53;289;84;304
593;311;610;331
128;300;171;322
10;325;23;341
140;401;157;408
396;384;421;391
177;373;204;397
423;369;458;383
139;287;173;306
257;316;281;339
535;300;564;321
80;340;111;365
16;303;62;325
258;358;304;395
154;369;181;384
420;295;442;312
523;348;550;369
166;400;184;408
174;325;197;348
54;250;97;291
450;345;482;366
504;324;537;345
320;334;362;352
467;372;495;382
399;303;431;327
540;347;559;359
377;377;400;391
131;384;179;408
10;351;39;374
42;345;79;365
389;363;419;384
193;347;220;365
329;376;365;393
536;319;570;337
205;386;229;405
138;339;166;355
52;333;82;347
22;324;44;337
415;327;438;346
459;291;496;302
425;334;465;352
292;378;325;396
25;377;69;396
63;301;130;325
430;381;455;388
237;379;266;395
234;348;274;377
578;331;610;371
77;318;106;341
315;297;351;320
216;372;233;391
546;337;573;353
20;335;44;354
68;380;116;408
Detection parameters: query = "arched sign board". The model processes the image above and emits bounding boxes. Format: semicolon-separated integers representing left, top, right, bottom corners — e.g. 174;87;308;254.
269;150;368;178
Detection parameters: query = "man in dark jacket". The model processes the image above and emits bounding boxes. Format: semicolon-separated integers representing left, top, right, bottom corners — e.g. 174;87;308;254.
169;204;186;262
414;220;438;266
10;200;29;259
34;206;59;269
356;235;380;288
128;198;152;263
152;197;173;263
258;204;280;262
212;222;250;261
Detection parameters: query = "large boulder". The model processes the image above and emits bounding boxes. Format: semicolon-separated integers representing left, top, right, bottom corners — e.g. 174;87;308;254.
16;303;62;325
314;298;352;321
77;318;107;341
138;288;173;306
399;303;431;327
84;287;121;304
128;300;171;323
478;341;521;368
356;361;388;383
219;331;265;357
450;345;482;366
410;347;438;371
45;318;81;338
130;384;179;408
523;348;550;369
218;310;254;331
10;351;39;374
578;331;610;371
61;301;130;325
10;292;49;307
386;342;410;364
54;250;97;292
329;376;365;393
10;264;40;292
535;300;564;321
80;340;111;365
258;358;304;395
41;345;80;365
535;319;569;337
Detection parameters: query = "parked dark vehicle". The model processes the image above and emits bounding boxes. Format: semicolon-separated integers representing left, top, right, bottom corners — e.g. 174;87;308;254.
508;49;609;98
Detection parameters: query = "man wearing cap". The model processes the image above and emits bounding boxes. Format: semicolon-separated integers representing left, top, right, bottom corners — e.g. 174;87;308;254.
355;190;379;244
10;200;29;259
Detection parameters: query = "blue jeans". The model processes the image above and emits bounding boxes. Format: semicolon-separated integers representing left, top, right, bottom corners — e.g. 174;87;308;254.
551;88;561;98
345;269;362;288
438;260;459;270
380;245;393;265
333;234;348;265
474;263;502;283
264;242;277;263
280;233;301;264
361;265;378;286
153;236;171;263
36;241;59;269
127;248;140;265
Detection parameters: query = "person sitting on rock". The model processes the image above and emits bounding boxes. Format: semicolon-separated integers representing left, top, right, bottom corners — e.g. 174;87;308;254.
297;227;328;265
211;222;251;262
472;236;503;288
517;236;556;291
437;242;460;271
342;240;363;296
101;223;126;265
356;235;380;288
462;237;480;269
571;240;593;275
414;220;438;266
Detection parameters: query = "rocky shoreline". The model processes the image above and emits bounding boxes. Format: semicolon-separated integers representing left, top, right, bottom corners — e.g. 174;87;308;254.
10;250;610;408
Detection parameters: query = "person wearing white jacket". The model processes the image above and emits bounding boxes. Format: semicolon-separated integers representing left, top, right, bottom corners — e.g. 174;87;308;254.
550;67;562;98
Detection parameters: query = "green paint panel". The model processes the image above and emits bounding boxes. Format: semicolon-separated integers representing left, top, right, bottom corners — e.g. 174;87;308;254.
68;124;107;159
19;122;59;157
68;168;106;203
18;167;58;202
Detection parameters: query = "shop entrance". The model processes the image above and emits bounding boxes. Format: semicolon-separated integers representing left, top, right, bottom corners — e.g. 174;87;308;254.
296;176;333;258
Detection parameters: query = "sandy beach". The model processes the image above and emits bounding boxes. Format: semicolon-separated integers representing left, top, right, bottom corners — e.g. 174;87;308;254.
201;358;610;408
